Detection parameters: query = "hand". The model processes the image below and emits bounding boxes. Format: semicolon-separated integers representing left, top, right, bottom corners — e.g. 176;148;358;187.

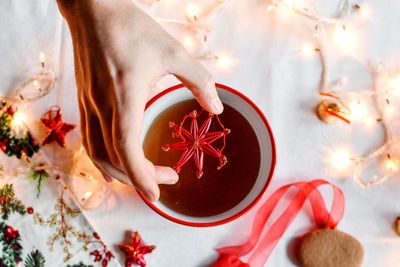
57;0;223;201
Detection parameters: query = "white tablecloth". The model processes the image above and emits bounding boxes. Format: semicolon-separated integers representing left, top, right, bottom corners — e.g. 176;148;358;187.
1;0;400;266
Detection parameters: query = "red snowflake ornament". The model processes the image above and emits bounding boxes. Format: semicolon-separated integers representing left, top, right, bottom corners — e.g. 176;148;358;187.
162;110;230;178
118;231;155;267
41;106;76;147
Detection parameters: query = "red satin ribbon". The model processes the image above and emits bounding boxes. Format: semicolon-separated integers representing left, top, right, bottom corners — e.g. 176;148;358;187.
210;179;344;267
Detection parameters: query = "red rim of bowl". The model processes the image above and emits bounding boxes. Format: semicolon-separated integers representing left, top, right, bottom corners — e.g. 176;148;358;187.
138;83;276;227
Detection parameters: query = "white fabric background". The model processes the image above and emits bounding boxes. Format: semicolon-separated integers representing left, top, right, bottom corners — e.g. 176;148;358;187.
1;0;400;266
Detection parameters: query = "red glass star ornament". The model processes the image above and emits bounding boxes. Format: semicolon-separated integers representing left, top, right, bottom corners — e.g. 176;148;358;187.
118;231;155;267
41;106;76;147
162;110;230;178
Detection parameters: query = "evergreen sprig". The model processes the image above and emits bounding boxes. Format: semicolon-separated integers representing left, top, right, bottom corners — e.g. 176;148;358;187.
0;183;26;220
24;249;46;267
27;169;49;198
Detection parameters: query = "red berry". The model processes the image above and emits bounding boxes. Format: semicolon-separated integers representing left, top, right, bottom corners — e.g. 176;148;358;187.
95;255;102;262
102;259;108;267
93;232;100;240
91;250;99;256
6;106;15;115
55;175;60;180
106;251;113;260
27;207;34;214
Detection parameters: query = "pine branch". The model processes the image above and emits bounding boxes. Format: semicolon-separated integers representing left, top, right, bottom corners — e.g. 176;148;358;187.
24;249;46;267
27;169;49;198
0;183;26;220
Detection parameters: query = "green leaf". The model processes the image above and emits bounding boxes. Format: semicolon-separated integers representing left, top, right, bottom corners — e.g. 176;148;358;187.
24;249;46;267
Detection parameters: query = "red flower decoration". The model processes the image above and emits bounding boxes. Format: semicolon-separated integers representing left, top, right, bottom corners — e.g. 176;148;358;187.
118;231;155;267
3;225;19;239
41;106;76;147
162;110;230;178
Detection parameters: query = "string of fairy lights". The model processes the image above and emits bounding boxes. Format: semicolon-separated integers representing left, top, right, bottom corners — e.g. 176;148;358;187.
0;54;106;209
1;0;397;211
140;0;399;187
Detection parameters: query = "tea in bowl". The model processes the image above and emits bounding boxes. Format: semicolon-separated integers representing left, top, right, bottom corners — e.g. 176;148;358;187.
139;83;276;227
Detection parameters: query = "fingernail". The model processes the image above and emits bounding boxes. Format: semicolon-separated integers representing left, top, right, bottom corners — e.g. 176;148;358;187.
146;191;156;202
211;97;224;114
168;174;179;184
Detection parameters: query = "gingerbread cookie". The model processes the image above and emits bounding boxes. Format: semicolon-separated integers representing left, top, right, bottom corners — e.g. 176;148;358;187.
297;228;364;267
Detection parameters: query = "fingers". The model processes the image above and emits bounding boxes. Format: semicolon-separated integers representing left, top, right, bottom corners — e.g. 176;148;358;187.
154;165;179;184
169;49;223;114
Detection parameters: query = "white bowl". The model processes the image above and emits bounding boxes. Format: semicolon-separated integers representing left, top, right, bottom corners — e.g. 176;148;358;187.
139;83;276;227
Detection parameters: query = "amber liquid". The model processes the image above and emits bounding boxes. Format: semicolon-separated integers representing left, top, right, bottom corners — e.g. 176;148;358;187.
143;100;261;217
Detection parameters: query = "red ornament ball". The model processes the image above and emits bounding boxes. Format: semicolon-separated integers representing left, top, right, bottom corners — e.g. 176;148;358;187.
26;207;34;214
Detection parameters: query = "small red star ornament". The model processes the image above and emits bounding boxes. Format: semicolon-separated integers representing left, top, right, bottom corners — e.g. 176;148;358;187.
118;231;155;267
41;106;76;147
162;110;230;178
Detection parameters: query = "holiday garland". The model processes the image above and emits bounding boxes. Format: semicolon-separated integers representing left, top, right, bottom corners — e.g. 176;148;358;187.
0;222;23;267
33;187;114;265
0;183;26;220
0;102;39;159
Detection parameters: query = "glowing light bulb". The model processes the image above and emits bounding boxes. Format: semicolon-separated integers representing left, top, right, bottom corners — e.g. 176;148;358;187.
333;26;356;52
181;35;195;51
357;6;371;19
389;76;400;95
302;42;315;57
330;149;352;170
40;52;46;68
217;54;234;69
364;117;376;127
10;112;27;138
385;159;399;172
276;5;293;19
33;80;41;91
81;191;93;202
11;112;26;129
186;3;199;20
349;100;368;121
285;0;295;7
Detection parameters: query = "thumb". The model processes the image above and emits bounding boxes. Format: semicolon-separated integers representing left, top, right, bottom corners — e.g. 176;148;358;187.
170;50;223;114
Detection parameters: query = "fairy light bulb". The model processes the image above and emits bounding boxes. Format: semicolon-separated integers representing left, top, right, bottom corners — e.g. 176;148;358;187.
11;112;26;129
302;42;315;58
364;117;376;127
10;111;27;138
333;25;356;52
276;4;293;19
358;6;371;19
186;3;199;20
349;100;368;121
389;76;400;95
217;54;234;69
81;191;93;202
285;0;295;7
40;52;46;68
330;149;352;170
385;158;399;172
181;35;195;52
